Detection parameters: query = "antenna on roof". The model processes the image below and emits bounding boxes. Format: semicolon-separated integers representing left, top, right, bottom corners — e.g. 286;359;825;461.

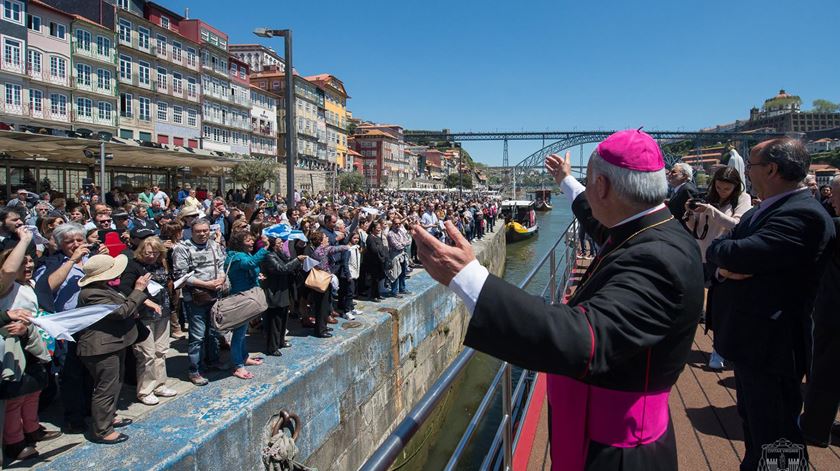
184;7;189;19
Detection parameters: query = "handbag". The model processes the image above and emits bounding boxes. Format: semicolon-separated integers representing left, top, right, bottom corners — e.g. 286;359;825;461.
305;268;331;293
210;257;268;331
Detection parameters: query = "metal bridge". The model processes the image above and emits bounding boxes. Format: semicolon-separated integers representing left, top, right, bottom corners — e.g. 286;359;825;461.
405;129;786;196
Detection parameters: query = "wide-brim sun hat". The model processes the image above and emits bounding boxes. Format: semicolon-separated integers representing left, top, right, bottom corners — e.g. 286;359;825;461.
179;206;201;218
78;254;129;287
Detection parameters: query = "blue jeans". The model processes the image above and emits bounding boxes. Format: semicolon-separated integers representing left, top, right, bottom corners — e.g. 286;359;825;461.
185;301;220;375
230;323;248;369
389;260;407;295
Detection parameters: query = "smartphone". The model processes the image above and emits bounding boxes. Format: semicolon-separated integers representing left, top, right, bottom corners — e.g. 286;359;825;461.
209;224;220;231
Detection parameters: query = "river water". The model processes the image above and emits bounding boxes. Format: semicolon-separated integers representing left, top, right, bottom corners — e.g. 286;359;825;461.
400;204;574;470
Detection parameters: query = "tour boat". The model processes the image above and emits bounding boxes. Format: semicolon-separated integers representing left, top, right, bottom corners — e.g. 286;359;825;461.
501;200;539;243
533;189;553;211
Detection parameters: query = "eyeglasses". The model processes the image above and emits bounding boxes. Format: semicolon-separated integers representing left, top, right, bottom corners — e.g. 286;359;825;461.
99;219;112;223
745;161;770;171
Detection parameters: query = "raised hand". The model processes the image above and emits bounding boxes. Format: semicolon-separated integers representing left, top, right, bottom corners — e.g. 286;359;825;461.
545;152;572;184
134;273;152;291
411;220;476;286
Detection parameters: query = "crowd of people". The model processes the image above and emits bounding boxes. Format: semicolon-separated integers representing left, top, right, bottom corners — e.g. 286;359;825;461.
664;145;840;469
0;182;501;463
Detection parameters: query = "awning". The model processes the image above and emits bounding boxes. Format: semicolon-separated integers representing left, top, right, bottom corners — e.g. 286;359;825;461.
0;130;242;172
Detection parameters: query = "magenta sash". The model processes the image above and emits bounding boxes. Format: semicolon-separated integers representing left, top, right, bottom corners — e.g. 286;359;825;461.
546;374;671;470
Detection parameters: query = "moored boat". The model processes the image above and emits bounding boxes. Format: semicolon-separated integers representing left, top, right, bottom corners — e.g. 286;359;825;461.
501;199;539;243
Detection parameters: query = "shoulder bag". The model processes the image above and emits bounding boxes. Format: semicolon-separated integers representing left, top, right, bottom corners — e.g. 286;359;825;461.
305;267;331;293
210;256;268;332
189;244;219;306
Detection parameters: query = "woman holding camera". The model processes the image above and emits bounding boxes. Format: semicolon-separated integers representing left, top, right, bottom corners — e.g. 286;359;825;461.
684;166;751;370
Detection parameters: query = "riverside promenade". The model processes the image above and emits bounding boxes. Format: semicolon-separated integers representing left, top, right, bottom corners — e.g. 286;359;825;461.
26;223;506;470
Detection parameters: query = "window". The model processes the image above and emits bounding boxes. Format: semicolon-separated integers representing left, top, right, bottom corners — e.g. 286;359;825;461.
29;89;42;112
5;82;21;106
119;55;131;80
157;101;167;121
230;63;237;76
96;68;111;90
75;63;91;86
156;67;166;89
3;38;21;67
120;92;132;117
98;101;112;121
96;36;110;56
160;16;170;30
138;96;150;121
171;41;181;62
75;29;91;51
187;77;197;97
239;67;245;79
138;60;149;85
50;93;67;115
118;19;131;44
155;34;166;54
3;0;22;25
76;97;92;117
137;27;149;50
49;56;66;79
117;0;129;10
186;47;196;67
172;72;182;94
26;14;40;31
187;109;197;126
172;105;182;124
49;22;66;39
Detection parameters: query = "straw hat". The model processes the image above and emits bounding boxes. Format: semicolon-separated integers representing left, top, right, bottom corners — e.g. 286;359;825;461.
78;254;129;287
179;206;201;218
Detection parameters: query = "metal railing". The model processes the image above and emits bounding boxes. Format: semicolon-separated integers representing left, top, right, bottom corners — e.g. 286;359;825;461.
360;220;580;471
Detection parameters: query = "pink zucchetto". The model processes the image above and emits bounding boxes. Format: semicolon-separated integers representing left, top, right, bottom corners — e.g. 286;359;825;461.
595;129;664;172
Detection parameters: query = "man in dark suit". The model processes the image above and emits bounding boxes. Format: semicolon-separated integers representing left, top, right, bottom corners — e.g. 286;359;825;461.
801;175;840;447
260;240;304;355
707;138;836;471
666;162;699;226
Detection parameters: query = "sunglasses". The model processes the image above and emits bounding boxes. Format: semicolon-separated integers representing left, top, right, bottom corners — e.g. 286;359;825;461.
99;219;112;223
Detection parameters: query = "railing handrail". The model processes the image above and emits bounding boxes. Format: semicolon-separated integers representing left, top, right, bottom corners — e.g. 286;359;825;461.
359;219;579;471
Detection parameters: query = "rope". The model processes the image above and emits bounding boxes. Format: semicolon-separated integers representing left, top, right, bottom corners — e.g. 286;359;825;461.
262;411;317;471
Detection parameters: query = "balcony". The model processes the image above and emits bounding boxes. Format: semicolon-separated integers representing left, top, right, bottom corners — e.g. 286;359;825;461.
22;104;70;124
72;111;116;127
2;61;24;75
74;78;117;97
48;74;70;87
72;45;115;64
121;74;157;91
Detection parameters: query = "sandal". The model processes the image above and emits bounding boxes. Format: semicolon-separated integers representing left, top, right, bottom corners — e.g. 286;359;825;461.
91;432;129;444
245;357;264;366
112;418;133;428
232;368;253;380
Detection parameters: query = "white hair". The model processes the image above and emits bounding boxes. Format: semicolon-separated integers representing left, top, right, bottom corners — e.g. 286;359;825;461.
673;162;694;182
589;150;668;206
52;222;85;245
830;175;840;189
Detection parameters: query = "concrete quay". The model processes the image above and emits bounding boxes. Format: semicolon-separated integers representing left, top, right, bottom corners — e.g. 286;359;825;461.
33;223;505;471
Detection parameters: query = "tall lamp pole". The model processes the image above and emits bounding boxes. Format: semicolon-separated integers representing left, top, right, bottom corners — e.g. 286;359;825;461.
254;28;296;208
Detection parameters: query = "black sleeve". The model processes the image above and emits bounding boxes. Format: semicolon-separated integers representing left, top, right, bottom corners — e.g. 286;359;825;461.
571;193;609;246
261;253;301;276
119;261;143;297
707;208;827;275
465;250;689;378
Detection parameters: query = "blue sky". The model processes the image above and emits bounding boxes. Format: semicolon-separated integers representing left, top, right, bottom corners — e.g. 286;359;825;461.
165;0;840;166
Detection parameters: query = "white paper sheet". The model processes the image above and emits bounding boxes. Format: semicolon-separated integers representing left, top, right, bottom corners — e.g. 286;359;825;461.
173;271;194;289
147;280;163;296
30;304;119;341
302;256;320;272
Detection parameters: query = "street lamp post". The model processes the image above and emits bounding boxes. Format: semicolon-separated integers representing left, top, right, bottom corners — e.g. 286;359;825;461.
254;27;296;208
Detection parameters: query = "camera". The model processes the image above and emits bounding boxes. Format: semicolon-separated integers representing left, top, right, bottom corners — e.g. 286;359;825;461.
687;198;706;210
89;242;101;253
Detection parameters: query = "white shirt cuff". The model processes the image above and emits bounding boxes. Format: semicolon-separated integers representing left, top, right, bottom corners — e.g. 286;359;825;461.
448;259;489;315
560;175;585;205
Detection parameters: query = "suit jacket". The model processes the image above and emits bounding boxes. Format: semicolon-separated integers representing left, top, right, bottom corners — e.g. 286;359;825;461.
667;181;699;225
465;194;704;391
260;251;301;308
76;285;147;357
707;190;835;377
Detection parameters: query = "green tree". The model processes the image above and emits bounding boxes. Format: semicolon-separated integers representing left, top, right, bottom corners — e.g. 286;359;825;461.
230;159;279;202
445;173;473;189
812;99;840;113
339;171;365;192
